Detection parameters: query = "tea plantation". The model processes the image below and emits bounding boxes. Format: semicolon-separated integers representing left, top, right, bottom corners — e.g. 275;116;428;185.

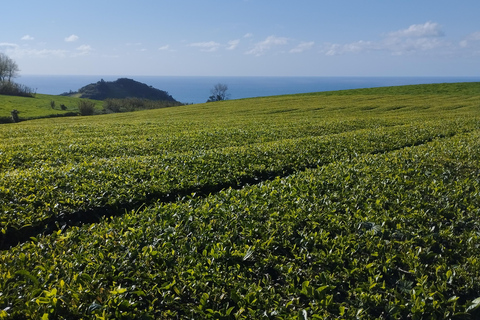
1;83;480;319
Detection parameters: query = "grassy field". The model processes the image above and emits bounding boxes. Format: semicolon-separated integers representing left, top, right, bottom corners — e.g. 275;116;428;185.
0;94;102;122
1;83;480;319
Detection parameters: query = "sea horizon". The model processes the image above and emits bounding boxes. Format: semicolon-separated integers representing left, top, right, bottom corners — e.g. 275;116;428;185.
17;75;480;104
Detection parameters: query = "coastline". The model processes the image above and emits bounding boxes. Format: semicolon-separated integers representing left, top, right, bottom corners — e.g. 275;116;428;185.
17;75;480;104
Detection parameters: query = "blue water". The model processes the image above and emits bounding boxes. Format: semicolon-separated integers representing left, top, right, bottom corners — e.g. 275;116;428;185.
18;75;480;104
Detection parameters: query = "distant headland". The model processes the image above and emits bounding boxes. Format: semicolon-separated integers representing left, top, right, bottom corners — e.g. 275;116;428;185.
60;78;178;102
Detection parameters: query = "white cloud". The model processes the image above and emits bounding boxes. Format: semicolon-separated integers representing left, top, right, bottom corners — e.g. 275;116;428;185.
460;31;480;48
290;41;315;53
245;36;288;56
7;47;67;58
65;34;79;42
158;45;170;51
468;31;480;41
385;37;446;55
244;33;253;38
3;40;96;59
323;40;378;56
189;41;221;52
188;39;241;52
226;39;240;50
323;22;449;56
0;42;19;49
30;49;68;58
75;44;93;56
21;35;34;41
1;42;71;58
388;22;444;38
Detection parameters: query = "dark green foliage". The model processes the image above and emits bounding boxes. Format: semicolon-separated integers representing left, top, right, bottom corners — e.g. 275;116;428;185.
72;78;179;102
10;109;19;123
0;81;35;97
0;116;13;124
77;100;96;116
103;97;183;113
207;83;229;102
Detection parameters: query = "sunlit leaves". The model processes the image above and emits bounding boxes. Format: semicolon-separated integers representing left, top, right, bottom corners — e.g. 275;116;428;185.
1;83;480;318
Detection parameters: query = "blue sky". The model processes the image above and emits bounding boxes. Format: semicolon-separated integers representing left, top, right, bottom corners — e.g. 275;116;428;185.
1;0;480;76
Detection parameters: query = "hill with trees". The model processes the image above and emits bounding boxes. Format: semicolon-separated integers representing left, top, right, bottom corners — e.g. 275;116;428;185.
0;53;35;97
63;78;178;102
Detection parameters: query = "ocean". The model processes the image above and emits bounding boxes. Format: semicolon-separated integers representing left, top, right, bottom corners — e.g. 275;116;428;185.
17;75;480;104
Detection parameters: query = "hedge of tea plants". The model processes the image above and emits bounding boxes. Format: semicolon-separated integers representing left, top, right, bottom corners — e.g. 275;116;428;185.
1;83;480;319
0;120;473;238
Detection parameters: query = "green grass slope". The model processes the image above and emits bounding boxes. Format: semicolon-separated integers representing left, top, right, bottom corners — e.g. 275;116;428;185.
1;83;480;319
0;93;102;122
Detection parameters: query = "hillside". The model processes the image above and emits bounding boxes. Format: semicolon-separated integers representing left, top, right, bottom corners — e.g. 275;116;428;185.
0;78;182;123
0;93;102;123
1;83;480;318
64;78;178;101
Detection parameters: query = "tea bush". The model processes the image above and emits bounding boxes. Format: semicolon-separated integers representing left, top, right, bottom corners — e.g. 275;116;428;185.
1;83;480;318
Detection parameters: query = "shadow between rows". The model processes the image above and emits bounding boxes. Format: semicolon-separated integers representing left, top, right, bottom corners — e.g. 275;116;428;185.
0;170;288;251
0;132;456;251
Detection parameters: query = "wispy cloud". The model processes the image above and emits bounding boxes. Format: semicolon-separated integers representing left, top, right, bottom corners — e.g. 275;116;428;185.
31;49;68;58
385;38;447;56
290;41;315;53
75;44;93;56
1;41;78;58
388;22;444;38
65;34;79;42
158;45;170;51
323;41;378;56
21;35;34;41
189;41;222;52
3;46;67;58
226;39;240;50
245;36;288;56
460;31;480;48
0;42;19;49
244;33;253;38
322;22;448;56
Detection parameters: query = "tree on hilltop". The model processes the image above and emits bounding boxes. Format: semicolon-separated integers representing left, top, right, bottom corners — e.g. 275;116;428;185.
207;83;230;102
0;53;19;82
0;53;34;97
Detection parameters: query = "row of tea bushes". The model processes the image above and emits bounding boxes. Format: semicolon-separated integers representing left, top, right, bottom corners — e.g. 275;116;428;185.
1;129;479;318
1;120;470;234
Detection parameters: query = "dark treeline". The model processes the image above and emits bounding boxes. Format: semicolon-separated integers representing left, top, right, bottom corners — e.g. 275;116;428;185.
103;97;183;114
0;81;35;97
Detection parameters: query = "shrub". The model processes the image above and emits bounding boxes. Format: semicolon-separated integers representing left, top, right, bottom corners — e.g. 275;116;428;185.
0;81;35;97
10;109;20;123
77;100;96;116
